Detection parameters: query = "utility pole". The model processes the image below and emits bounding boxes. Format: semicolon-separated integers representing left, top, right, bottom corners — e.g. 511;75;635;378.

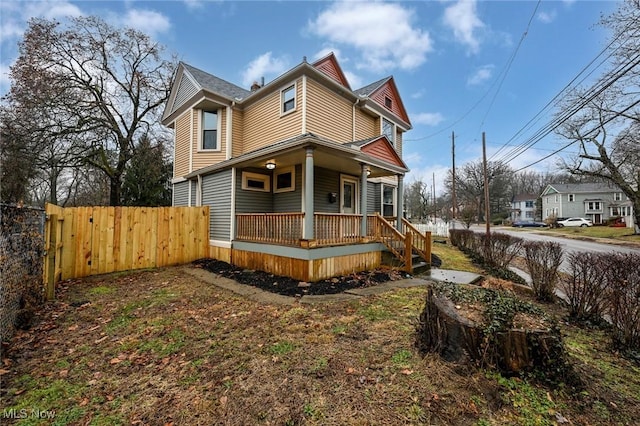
482;132;490;237
451;131;456;220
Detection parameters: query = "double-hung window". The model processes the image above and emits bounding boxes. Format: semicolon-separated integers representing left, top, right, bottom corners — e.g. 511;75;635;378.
382;118;394;145
202;110;218;150
282;85;295;114
382;185;395;216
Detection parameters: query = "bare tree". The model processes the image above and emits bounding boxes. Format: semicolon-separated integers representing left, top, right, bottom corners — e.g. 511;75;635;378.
555;0;640;233
4;16;176;206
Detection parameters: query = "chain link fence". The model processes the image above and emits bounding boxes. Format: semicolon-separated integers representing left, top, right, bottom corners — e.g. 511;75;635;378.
0;204;45;344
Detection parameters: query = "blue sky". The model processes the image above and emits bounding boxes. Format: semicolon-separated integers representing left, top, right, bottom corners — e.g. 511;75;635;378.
0;0;618;194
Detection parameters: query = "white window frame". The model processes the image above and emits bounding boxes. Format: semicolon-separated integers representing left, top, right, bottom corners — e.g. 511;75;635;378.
381;184;396;217
281;83;296;116
381;117;395;145
614;192;623;201
241;171;270;192
568;194;575;202
273;166;295;193
199;109;221;152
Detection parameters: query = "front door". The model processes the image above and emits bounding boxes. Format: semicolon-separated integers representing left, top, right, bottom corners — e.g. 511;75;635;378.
342;180;357;214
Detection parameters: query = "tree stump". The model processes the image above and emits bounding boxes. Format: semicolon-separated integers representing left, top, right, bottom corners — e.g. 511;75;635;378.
417;286;567;375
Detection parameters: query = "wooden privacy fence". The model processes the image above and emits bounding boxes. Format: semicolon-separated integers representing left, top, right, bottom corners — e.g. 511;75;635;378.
43;204;209;297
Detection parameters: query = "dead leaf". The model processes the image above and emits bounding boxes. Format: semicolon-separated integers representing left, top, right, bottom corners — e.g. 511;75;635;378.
79;398;89;406
94;336;108;344
401;369;414;375
67;324;79;331
0;369;10;375
109;358;121;365
220;396;228;406
59;369;68;378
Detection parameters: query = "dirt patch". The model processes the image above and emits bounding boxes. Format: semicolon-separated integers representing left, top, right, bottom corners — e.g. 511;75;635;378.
193;258;405;297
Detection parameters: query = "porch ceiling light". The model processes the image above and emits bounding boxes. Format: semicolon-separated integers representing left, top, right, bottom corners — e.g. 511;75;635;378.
366;168;371;176
265;161;276;170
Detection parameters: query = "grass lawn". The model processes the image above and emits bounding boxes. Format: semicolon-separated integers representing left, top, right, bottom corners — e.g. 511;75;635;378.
545;225;640;243
1;262;638;425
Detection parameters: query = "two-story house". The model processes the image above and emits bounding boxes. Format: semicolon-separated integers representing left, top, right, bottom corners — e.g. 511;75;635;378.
510;194;539;222
161;53;430;281
540;183;634;227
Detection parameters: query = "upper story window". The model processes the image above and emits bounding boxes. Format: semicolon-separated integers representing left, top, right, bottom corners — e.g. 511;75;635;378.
587;201;602;211
202;110;218;150
384;97;392;109
382;118;394;145
281;84;296;114
568;194;575;202
614;192;623;201
525;201;534;208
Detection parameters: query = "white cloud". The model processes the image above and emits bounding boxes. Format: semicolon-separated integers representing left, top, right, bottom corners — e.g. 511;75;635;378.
443;0;484;54
413;112;445;126
0;0;83;40
343;70;363;90
242;52;289;87
467;64;494;86
405;162;452;197
411;89;426;99
308;2;432;73
537;10;557;24
122;9;171;36
183;0;205;11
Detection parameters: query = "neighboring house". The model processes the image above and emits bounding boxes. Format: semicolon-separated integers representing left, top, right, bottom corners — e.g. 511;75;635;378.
510;194;539;222
161;53;429;281
540;183;634;228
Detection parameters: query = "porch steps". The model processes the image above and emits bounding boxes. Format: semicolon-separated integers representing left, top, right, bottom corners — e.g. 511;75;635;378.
381;248;430;275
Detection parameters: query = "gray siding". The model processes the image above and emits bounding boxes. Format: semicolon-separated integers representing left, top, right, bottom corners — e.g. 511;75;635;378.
202;169;232;241
235;168;273;213
173;181;189;206
367;182;380;214
273;164;302;212
190;180;197;206
314;167;341;213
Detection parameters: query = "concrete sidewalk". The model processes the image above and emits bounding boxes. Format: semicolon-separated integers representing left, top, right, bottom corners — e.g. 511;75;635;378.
183;266;483;305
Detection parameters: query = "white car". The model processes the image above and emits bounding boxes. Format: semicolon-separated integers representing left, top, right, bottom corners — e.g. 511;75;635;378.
557;217;593;227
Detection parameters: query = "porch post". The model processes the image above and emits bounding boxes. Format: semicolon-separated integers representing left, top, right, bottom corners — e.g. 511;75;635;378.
396;174;404;230
361;164;368;237
304;147;315;239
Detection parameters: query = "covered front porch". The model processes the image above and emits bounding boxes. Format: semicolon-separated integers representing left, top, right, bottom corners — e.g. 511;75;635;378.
188;133;431;281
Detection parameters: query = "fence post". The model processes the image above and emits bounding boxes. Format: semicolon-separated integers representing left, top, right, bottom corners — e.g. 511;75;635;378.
45;214;58;300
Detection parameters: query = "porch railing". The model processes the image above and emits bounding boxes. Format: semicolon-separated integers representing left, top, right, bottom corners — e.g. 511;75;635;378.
314;213;363;246
234;213;432;272
402;218;431;264
236;213;304;246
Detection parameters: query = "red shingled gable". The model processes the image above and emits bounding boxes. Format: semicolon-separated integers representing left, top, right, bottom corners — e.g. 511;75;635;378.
312;53;351;89
359;137;405;168
370;78;410;125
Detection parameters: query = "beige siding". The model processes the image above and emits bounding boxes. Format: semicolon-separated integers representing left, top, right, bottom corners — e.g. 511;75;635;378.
354;109;377;140
305;79;352;142
174;113;191;178
232;108;244;158
396;131;403;157
242;78;303;154
192;108;227;171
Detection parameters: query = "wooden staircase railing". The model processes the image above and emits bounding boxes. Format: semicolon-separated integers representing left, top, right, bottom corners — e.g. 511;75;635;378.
402;218;432;264
373;214;412;271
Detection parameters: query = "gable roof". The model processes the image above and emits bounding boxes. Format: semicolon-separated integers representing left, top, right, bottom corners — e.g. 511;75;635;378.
182;63;251;100
355;76;411;126
541;182;622;196
162;53;412;130
350;136;407;169
312;53;351;89
512;193;538;203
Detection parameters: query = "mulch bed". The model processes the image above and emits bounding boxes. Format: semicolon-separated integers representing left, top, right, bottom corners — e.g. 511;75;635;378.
193;258;406;297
